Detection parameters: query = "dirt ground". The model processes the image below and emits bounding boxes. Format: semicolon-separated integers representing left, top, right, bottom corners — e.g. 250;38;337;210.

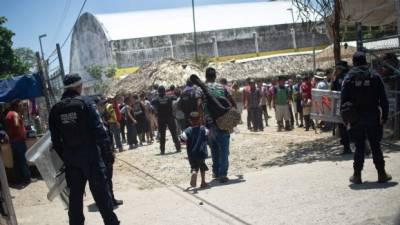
109;110;334;192
10;110;375;209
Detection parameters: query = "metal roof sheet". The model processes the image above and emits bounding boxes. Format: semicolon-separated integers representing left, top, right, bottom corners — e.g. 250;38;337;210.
94;1;296;41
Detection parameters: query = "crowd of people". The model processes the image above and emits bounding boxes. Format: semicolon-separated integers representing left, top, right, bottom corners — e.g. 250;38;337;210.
0;50;396;225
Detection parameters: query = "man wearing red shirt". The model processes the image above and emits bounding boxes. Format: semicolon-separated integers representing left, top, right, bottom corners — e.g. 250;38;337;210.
5;100;31;185
300;76;312;99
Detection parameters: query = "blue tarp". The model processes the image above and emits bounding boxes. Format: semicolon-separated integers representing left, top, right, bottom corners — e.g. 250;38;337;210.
0;73;44;102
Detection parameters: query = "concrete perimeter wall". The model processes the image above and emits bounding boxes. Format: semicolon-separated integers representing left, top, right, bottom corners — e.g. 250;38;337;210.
112;23;329;68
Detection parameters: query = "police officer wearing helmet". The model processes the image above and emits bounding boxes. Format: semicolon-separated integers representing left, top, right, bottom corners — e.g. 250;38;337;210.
151;85;181;155
49;74;120;225
341;52;392;184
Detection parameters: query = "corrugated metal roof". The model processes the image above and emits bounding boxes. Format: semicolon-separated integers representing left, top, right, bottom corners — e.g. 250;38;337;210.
94;1;296;41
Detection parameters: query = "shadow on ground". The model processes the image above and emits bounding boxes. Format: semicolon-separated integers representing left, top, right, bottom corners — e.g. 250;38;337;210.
349;181;398;190
183;175;246;194
262;136;400;168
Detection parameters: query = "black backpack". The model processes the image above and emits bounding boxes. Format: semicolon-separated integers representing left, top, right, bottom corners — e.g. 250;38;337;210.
179;90;198;115
55;97;90;149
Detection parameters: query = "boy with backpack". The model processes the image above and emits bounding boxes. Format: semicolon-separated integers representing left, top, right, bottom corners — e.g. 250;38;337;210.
178;79;203;129
180;112;209;188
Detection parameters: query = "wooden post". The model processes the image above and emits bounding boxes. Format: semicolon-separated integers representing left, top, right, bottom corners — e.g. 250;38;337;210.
0;154;18;225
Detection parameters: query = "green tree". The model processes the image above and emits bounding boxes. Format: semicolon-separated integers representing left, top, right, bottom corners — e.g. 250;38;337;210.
14;47;36;72
0;17;31;79
0;16;15;78
105;64;117;78
85;64;103;80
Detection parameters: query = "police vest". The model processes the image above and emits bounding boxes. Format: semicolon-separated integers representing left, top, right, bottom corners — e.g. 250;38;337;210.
55;97;91;149
157;97;173;117
348;72;376;111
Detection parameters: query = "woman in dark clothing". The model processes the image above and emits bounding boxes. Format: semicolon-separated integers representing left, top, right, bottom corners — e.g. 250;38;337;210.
132;94;149;145
123;96;138;149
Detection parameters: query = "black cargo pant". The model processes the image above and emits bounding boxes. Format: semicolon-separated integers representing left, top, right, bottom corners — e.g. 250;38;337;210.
65;162;119;225
350;124;385;172
248;107;263;131
158;118;181;153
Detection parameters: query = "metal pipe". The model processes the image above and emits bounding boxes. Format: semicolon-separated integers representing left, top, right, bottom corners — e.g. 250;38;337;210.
39;34;47;60
191;0;198;61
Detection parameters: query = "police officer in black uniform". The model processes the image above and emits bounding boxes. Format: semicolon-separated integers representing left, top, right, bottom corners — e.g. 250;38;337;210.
332;60;352;154
49;74;119;225
341;52;392;184
151;85;181;155
95;97;123;207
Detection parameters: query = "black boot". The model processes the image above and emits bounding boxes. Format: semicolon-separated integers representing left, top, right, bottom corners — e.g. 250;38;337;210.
341;145;352;155
277;121;283;132
284;120;291;131
377;169;392;183
349;171;362;184
113;199;124;207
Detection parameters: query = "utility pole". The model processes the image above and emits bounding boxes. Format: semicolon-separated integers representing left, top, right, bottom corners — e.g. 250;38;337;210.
56;43;65;79
35;52;51;114
191;0;198;61
287;8;297;50
356;22;363;51
253;32;259;55
39;34;47;60
312;28;316;74
396;0;400;45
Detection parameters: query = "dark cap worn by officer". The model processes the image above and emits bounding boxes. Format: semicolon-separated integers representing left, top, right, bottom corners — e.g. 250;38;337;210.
341;52;392;184
151;85;181;155
49;74;120;225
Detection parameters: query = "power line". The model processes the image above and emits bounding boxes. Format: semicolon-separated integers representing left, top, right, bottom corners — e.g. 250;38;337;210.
50;0;72;48
60;0;88;49
47;0;88;60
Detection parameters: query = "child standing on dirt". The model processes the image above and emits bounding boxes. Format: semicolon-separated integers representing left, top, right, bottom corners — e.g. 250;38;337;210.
180;112;209;188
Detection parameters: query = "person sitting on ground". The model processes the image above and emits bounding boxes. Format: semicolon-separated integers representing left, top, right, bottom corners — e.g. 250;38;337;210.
180;112;209;188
